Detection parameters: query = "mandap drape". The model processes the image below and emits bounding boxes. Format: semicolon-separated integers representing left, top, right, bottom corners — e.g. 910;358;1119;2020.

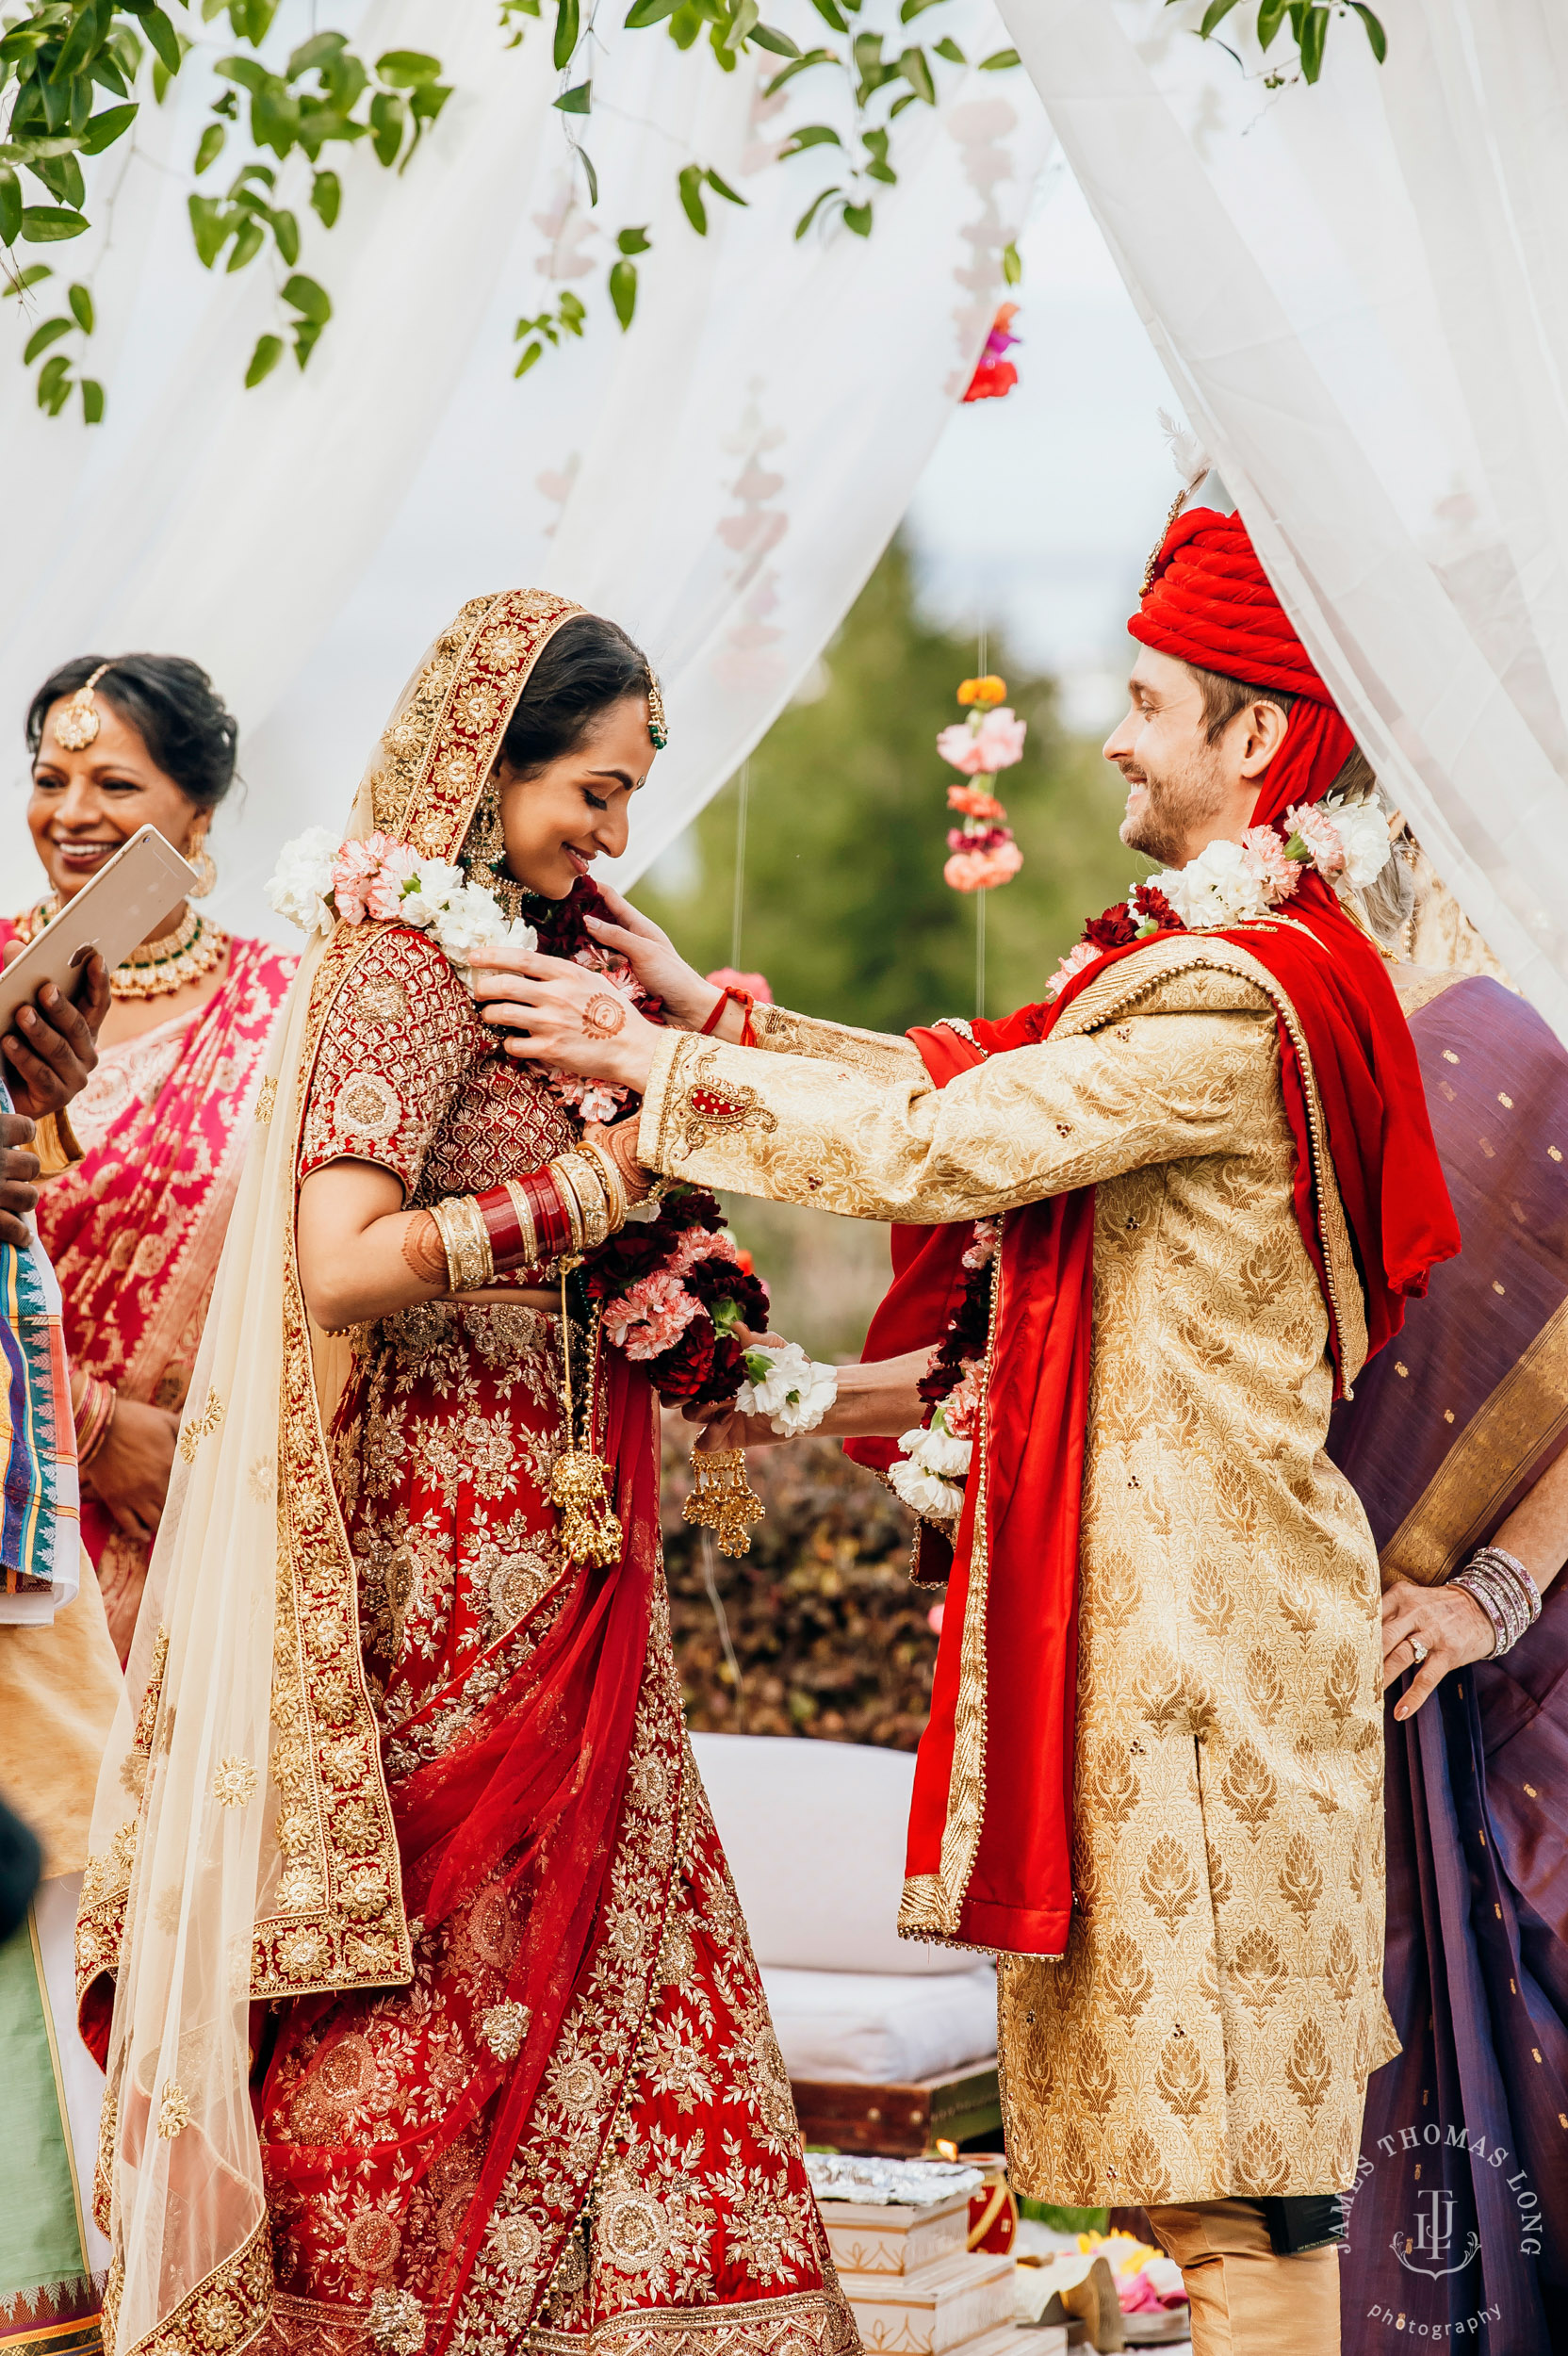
997;0;1568;1044
0;0;1052;935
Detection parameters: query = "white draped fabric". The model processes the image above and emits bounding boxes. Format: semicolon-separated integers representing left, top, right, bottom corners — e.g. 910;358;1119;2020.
998;0;1568;1040
0;0;1051;937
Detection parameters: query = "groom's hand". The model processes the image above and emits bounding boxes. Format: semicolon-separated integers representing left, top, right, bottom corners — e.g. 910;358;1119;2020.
469;949;661;1092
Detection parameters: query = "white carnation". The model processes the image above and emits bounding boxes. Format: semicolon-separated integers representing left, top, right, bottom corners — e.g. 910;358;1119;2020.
899;1422;972;1479
889;1455;965;1521
266;826;339;935
1326;796;1393;890
1163;837;1266;928
431;882;514;959
400;859;467;928
737;1341;839;1436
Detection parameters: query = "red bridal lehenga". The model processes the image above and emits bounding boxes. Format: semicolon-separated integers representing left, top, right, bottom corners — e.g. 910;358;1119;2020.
75;591;858;2356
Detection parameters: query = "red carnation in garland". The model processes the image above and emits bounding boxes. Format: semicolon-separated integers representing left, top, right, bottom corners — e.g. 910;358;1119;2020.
1083;905;1138;951
1132;880;1183;932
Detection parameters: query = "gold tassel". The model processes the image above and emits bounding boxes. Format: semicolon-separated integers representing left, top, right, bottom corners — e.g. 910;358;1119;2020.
682;1446;765;1558
550;1448;624;1567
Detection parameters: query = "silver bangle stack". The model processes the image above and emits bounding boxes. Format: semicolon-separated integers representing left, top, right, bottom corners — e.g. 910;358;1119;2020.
1446;1545;1543;1658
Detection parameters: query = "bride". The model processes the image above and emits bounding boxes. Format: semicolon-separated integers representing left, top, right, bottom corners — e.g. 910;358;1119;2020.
74;592;857;2356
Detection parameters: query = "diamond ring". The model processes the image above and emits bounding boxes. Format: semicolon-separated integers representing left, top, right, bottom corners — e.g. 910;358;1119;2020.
1410;1637;1429;1664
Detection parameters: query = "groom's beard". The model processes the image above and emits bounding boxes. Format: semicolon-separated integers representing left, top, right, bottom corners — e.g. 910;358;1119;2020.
1117;743;1231;868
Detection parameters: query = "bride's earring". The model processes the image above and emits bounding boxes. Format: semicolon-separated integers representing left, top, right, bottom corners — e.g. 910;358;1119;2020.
465;771;529;921
187;836;217;898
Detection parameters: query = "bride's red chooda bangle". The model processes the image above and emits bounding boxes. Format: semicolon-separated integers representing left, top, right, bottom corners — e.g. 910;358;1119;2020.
700;986;757;1049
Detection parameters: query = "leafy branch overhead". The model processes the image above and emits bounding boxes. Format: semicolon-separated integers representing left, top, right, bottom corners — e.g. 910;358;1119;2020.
1171;0;1386;84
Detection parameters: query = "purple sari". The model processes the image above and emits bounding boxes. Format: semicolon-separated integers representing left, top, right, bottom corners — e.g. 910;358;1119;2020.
1328;974;1568;2352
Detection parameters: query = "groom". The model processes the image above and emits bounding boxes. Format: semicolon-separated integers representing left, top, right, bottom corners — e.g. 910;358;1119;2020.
470;486;1457;2356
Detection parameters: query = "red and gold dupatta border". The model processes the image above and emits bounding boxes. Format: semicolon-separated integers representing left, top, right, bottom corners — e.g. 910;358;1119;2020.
898;933;1365;1955
258;588;584;2004
106;2212;272;2356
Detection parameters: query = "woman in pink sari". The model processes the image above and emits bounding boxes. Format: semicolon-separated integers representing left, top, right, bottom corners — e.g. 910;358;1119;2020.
3;654;296;1656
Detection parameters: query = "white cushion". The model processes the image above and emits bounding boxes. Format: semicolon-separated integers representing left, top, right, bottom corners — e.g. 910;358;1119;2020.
691;1731;971;1974
761;1964;998;2086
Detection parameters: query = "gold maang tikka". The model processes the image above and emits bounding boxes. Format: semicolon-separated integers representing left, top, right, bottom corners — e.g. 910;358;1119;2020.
52;663;112;752
645;671;668;751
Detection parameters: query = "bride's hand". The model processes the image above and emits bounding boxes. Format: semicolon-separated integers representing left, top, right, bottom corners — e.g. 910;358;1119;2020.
468;949;661;1090
582;887;726;1033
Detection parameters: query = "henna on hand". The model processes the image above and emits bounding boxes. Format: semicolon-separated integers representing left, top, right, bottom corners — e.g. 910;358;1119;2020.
401;1210;448;1287
581;992;628;1039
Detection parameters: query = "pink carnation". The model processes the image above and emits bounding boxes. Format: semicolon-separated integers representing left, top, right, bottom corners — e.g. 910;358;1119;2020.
947;783;1005;821
1044;939;1101;1000
550;1071;632;1124
1284;801;1346;879
574;946;644;1004
943;1358;986;1440
366;841;421;920
937;708;1026;777
330;833;398;924
961;1218;1000;1272
1239;826;1300;904
945;840;1024;892
664;1225;739;1280
601;1268;703;1359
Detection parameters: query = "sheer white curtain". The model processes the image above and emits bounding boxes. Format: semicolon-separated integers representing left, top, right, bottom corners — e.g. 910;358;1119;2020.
0;0;1051;936
998;0;1568;1039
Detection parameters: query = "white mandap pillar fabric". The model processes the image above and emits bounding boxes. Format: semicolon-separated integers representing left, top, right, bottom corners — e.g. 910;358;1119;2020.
0;0;1052;935
998;0;1568;1039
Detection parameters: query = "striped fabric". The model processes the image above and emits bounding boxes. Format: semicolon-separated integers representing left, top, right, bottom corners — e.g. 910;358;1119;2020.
0;1082;77;1615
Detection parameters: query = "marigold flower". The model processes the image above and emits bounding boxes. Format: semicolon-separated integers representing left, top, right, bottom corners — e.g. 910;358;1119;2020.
957;677;1007;711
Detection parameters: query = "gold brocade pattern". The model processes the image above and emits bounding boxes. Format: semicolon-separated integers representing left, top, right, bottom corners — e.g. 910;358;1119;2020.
645;952;1395;2201
119;2215;273;2356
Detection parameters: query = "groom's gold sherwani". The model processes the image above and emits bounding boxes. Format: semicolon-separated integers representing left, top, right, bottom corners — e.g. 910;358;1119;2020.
637;944;1396;2206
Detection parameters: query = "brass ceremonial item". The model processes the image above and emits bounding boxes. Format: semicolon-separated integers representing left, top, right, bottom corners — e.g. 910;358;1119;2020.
682;1445;764;1558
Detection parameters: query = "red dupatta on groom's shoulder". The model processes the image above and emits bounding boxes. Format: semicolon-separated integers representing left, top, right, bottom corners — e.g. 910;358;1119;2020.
852;501;1459;1961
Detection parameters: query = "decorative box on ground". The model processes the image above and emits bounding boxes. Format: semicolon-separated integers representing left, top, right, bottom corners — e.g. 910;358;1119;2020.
806;2159;1048;2356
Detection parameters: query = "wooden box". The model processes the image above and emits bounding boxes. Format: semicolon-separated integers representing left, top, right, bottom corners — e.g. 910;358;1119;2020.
821;2191;971;2279
792;2061;1004;2157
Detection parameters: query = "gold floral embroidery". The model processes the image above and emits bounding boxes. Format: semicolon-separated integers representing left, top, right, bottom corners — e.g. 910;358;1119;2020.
177;1387;224;1463
212;1756;257;1808
256;1074;278;1125
156;2079;192;2138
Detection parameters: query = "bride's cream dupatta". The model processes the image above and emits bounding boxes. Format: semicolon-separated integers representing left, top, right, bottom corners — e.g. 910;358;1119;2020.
75;590;582;2356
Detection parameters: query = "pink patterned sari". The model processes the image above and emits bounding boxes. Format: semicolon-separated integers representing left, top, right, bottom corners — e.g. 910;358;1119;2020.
1;924;297;1656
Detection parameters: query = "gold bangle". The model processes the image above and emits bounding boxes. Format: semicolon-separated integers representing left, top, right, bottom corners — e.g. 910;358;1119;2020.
577;1138;627;1235
429;1193;494;1292
552;1153;609;1252
546;1157;586;1254
500;1179;539;1269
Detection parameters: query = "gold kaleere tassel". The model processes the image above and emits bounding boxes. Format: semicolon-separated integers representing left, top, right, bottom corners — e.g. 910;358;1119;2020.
552;1261;623;1567
683;1446;764;1559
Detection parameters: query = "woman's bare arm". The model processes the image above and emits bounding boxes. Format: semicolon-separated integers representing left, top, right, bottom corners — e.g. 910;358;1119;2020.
296;1160;449;1331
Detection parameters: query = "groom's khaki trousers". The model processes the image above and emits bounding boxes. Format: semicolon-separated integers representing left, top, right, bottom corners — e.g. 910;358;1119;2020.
1145;2199;1340;2356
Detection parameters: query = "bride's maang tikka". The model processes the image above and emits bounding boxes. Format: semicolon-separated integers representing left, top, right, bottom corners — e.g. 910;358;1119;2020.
645;670;668;750
51;663;112;752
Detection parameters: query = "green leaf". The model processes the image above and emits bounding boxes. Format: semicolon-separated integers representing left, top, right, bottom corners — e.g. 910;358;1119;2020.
1257;0;1288;43
23;315;73;364
142;6;182;75
678;162;707;234
225;213;264;270
842;199;872;235
214;55;270;95
79;375;104;424
747;23;798;52
704;165;746;204
763;47;833;91
625;0;679;23
934;34;965;61
888;88;919;114
311;168;341;226
1198;0;1242;34
20;205;88;242
244;331;284;386
668;3;703;46
287;30;348;77
808;0;849;29
2;264;54;297
781;122;840;156
38;352;72;415
514;338;544;377
793;184;841;238
577;145;599;205
282;271;332;323
1350;2;1387;62
270;206;299;265
616;222;651;254
375;48;443;86
1298;3;1327;79
609;255;637;327
369;88;405;164
901;0;945;16
82;102;139;155
67;281;92;332
188;194;231;267
721;0;759;50
0;165;19;247
977;45;1019;68
554;0;580;68
554;80;592;110
293;314;326;367
898;43;935;102
1002;237;1021;286
194;121;227;174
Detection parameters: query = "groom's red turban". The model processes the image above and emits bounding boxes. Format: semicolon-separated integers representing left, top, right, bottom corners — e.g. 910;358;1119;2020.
1129;503;1354;828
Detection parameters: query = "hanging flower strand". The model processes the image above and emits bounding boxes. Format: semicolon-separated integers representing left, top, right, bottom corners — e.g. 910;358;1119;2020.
963;304;1021;405
937;676;1025;892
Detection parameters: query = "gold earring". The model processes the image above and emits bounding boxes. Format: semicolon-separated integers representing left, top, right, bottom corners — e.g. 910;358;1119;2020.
187;841;217;898
464;772;529;921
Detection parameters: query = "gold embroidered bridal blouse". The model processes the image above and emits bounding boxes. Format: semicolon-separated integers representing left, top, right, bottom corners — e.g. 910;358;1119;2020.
636;942;1397;2206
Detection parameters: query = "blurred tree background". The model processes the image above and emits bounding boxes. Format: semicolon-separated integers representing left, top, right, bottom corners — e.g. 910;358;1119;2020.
647;536;1130;1743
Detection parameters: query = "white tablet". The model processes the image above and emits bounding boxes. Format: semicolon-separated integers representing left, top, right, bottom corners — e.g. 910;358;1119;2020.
0;826;199;1035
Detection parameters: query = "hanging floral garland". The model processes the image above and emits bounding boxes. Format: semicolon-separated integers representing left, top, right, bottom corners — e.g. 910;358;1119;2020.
962;304;1021;405
937;675;1025;892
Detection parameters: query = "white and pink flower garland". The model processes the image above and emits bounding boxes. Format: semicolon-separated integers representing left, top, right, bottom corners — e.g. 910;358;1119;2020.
888;1219;998;1523
937;677;1025;893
